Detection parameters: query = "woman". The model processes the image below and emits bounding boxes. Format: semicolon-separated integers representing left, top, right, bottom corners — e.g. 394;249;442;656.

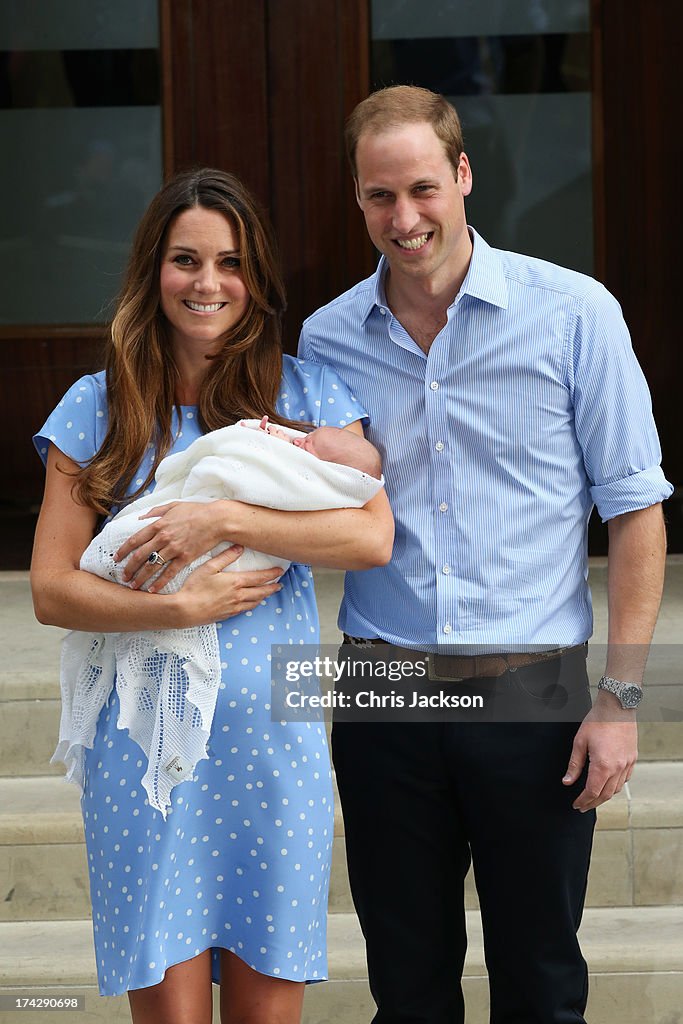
31;168;393;1024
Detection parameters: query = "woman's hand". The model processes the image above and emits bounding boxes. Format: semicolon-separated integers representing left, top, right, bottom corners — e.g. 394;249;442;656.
172;545;284;626
115;500;227;592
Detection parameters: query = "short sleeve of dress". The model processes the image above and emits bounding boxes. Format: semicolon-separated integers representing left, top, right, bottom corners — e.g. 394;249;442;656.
278;355;368;429
33;372;108;468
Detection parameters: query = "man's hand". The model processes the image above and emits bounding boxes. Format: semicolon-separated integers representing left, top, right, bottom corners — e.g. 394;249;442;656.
562;694;637;811
564;503;666;812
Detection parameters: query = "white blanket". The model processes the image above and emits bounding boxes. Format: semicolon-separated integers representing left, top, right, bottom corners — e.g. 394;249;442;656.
56;420;383;816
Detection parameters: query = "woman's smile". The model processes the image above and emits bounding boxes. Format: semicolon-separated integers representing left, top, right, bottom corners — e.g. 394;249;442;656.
182;299;228;313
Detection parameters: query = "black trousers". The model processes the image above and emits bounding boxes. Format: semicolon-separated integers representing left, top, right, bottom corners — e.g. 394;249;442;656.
332;649;596;1024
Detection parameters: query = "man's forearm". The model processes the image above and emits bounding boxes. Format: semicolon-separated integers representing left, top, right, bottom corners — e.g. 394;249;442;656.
217;497;394;570
605;503;667;682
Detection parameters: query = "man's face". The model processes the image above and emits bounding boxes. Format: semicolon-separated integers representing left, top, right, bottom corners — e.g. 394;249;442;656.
354;121;472;292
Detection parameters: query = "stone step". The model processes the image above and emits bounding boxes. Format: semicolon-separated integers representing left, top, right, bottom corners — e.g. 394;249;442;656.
2;762;682;922
0;907;681;1024
639;722;683;761
0;573;67;780
0;695;64;779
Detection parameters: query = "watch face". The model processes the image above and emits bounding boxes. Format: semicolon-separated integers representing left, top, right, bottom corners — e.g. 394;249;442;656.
621;685;642;708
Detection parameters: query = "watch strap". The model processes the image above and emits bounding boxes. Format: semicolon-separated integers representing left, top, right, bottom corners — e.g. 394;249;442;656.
597;675;643;709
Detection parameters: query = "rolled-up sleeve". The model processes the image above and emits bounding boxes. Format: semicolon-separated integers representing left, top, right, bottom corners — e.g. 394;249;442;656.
590;467;672;521
568;283;673;521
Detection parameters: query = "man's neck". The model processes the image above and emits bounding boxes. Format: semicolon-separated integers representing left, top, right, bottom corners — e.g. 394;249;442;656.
384;234;473;322
384;255;472;354
385;272;457;320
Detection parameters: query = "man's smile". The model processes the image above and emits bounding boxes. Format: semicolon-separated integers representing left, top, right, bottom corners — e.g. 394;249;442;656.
393;232;433;251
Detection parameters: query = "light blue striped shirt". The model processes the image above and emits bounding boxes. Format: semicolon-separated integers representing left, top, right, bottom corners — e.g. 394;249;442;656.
299;228;673;649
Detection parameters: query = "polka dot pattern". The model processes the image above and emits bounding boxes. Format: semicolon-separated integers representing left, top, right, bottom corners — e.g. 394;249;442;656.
32;357;366;996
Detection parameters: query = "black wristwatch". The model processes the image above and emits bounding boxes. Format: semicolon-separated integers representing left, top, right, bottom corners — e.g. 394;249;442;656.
597;675;643;709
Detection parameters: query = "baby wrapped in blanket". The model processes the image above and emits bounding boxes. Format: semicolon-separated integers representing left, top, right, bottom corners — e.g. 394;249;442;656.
56;419;384;815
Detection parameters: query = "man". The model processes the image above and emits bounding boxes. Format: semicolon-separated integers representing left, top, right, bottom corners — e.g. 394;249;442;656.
298;86;671;1023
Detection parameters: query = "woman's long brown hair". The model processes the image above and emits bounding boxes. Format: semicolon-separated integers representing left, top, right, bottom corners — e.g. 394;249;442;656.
74;168;295;515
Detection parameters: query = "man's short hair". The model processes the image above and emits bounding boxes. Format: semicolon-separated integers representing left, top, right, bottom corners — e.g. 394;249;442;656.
345;85;465;179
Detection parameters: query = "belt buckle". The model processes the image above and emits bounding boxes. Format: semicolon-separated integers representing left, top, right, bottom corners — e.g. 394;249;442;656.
427;653;466;683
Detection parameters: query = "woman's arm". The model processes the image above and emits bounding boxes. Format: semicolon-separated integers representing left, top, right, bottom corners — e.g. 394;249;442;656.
31;446;285;631
115;422;395;592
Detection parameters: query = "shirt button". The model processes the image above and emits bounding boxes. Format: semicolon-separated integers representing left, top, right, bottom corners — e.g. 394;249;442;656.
379;307;386;315
430;381;439;391
439;502;448;512
442;565;451;575
443;624;452;635
435;442;445;451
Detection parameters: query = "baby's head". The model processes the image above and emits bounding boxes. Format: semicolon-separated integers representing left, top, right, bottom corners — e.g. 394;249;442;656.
294;426;382;479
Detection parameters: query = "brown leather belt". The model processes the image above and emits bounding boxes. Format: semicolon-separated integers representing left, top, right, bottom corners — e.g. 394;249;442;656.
342;635;583;682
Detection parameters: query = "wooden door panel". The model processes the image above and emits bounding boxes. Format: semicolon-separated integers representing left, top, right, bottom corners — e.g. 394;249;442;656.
267;0;374;349
596;0;683;483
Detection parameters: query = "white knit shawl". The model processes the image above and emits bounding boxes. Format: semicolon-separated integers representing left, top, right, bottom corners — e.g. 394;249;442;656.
55;421;384;816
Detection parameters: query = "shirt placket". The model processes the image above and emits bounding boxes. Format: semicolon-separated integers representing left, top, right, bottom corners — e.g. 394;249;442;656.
424;326;458;646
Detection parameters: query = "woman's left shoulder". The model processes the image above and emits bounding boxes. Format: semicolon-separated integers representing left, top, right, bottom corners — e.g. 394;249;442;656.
279;355;367;428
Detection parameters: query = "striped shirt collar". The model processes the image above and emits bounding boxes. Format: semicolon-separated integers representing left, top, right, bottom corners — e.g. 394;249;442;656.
366;225;509;322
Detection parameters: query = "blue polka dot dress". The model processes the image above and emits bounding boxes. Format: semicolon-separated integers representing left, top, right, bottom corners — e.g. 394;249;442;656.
33;356;366;995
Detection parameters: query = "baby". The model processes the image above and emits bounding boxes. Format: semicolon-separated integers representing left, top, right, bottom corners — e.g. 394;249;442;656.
57;416;385;815
258;417;382;479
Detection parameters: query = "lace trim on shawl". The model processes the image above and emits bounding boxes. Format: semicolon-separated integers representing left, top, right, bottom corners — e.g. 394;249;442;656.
56;552;220;818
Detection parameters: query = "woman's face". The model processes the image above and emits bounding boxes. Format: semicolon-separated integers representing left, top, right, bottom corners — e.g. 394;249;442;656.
159;206;250;358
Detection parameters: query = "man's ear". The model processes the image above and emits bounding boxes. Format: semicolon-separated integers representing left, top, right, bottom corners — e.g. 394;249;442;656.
354;177;363;208
458;153;473;198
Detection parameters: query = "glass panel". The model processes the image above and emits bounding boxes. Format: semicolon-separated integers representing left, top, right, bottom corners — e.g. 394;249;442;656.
372;0;589;39
370;0;593;274
0;0;161;325
0;0;159;50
